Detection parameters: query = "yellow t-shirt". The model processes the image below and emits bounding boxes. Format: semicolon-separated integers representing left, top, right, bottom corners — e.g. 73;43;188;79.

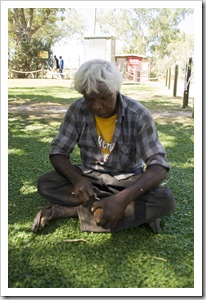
95;114;117;162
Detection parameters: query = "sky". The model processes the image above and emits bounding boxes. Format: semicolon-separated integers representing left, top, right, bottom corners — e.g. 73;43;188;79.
52;8;101;67
178;13;194;34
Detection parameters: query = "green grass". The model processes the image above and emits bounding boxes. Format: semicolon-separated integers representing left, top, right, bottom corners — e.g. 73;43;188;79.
8;81;194;289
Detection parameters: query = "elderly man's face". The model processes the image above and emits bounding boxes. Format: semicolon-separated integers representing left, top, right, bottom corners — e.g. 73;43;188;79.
84;91;117;118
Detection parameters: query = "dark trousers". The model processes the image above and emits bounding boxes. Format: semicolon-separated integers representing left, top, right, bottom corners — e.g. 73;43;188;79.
37;168;176;232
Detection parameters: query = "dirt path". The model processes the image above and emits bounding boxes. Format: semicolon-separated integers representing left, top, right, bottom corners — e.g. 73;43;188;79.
8;79;194;123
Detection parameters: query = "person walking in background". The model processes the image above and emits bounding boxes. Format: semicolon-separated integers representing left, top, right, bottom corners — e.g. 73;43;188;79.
52;55;59;79
59;56;64;79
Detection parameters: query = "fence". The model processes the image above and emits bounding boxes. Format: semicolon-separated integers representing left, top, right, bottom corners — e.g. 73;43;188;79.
8;67;77;79
165;57;193;114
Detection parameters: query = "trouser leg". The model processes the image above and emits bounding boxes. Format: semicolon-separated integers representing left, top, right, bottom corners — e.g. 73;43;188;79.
37;170;84;206
37;169;115;206
32;171;81;232
116;186;175;231
78;186;175;232
37;170;176;232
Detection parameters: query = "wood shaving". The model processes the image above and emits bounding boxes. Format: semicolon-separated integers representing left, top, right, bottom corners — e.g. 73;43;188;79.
63;239;88;243
153;256;167;262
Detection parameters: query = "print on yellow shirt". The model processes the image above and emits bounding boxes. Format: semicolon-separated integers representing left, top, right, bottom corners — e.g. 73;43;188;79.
95;114;117;162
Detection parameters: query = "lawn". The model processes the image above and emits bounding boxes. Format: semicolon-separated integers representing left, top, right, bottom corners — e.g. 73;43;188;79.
7;79;194;291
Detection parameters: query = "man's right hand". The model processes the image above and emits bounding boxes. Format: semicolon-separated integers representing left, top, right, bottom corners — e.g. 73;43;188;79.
73;177;95;202
50;155;95;203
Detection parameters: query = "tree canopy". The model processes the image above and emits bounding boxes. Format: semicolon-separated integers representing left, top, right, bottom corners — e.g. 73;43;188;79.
8;8;86;77
8;8;194;78
97;8;194;76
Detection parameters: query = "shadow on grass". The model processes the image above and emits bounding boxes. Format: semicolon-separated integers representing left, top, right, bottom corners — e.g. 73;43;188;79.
8;95;194;288
140;99;184;113
8;86;80;106
8;221;193;288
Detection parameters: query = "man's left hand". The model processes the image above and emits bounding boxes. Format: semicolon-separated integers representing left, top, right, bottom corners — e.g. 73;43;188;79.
91;195;126;229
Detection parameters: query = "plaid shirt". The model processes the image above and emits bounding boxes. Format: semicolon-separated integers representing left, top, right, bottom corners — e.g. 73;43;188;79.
50;92;170;179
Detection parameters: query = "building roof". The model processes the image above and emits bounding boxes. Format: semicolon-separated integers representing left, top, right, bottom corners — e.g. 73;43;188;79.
115;53;147;58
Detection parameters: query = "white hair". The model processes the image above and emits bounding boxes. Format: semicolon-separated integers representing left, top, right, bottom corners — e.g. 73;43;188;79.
74;59;122;95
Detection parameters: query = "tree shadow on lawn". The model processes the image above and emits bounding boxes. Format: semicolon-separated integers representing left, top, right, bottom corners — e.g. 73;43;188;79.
8;113;80;227
9;85;193;118
8;180;194;290
143;97;183;108
8;111;194;288
8;86;80;106
8;220;194;288
139;98;193;119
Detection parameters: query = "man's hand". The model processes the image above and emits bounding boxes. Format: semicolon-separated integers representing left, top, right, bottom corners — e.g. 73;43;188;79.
50;155;96;203
73;178;95;202
91;195;126;229
91;165;168;229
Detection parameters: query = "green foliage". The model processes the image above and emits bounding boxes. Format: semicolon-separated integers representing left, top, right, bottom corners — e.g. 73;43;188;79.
8;8;86;76
8;8;66;45
9;38;53;78
97;8;194;76
8;81;194;289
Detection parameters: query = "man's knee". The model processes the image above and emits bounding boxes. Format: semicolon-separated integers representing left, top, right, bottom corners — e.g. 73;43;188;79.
37;171;60;197
37;171;84;206
37;173;49;197
160;187;176;215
